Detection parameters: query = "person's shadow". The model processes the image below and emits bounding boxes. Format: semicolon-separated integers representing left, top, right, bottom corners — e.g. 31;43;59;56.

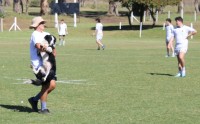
0;104;33;113
148;73;174;77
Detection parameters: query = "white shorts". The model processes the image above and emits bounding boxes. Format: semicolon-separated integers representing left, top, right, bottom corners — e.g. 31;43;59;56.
175;47;187;55
96;34;103;41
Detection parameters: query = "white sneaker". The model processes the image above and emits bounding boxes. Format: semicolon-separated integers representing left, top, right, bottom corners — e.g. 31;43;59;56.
165;55;169;58
175;73;181;77
171;54;175;57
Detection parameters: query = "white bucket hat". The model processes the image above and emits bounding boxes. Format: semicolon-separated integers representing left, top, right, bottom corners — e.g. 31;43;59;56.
29;16;46;29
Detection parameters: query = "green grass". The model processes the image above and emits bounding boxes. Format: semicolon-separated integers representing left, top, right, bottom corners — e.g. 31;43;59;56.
1;8;200;124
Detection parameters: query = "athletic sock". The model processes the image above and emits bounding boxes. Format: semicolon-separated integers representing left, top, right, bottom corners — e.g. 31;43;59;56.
41;101;47;110
59;40;62;46
182;67;186;71
182;67;186;75
33;93;41;101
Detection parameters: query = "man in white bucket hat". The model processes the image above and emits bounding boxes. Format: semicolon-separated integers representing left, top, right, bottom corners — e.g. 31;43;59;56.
28;16;56;114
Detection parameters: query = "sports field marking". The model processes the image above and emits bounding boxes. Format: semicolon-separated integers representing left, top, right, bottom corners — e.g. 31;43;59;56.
11;77;92;85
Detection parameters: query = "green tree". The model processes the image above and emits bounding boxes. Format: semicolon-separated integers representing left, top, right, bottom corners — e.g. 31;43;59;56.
116;0;182;27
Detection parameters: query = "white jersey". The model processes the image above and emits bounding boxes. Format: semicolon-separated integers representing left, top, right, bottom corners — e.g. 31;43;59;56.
165;24;174;42
96;23;103;35
172;25;196;49
59;23;67;35
30;31;50;70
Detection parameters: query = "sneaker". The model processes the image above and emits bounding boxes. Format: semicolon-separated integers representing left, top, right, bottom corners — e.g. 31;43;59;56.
181;71;186;77
165;55;169;58
97;47;100;50
38;109;50;114
171;54;175;57
175;73;181;77
28;97;38;112
102;45;105;50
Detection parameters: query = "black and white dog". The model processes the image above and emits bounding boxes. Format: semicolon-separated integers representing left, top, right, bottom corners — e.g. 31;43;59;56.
32;34;56;82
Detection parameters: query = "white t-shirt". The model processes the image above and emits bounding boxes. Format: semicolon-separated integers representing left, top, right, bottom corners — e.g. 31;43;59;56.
96;23;103;35
165;24;174;42
30;31;50;70
59;23;67;35
172;25;196;49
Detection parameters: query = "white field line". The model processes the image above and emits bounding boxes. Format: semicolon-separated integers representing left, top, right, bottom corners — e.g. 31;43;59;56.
9;77;93;85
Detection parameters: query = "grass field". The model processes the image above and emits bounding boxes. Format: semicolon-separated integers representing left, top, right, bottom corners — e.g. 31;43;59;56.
1;5;200;124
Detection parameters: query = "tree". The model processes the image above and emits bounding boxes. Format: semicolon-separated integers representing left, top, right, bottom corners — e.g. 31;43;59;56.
194;0;199;13
93;0;97;9
177;0;184;14
107;0;119;16
13;0;20;13
13;0;29;14
4;0;11;6
40;0;49;15
78;0;86;7
116;0;182;27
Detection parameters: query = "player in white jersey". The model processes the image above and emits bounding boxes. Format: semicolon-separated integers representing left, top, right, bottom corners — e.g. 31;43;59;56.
169;17;197;77
94;18;105;50
58;19;68;46
165;18;175;57
28;16;57;114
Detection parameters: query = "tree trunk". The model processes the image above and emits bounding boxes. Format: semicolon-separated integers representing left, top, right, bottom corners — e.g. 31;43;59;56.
4;0;11;6
93;0;97;9
13;0;20;13
177;0;184;14
107;1;119;16
20;0;23;13
0;5;4;15
194;0;199;13
79;0;85;7
25;0;29;14
148;7;156;27
40;0;49;15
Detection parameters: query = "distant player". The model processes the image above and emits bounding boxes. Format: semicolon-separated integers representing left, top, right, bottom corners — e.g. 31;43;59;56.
169;16;197;77
165;18;175;57
94;18;105;50
58;19;68;46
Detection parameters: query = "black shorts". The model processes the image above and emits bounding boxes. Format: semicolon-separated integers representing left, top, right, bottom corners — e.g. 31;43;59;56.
35;70;57;85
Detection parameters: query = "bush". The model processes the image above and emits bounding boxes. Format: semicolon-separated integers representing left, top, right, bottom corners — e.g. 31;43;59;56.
30;0;40;7
30;0;54;7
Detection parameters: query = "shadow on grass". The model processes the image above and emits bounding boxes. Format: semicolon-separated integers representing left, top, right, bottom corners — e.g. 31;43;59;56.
0;104;33;113
148;73;174;77
79;11;107;18
91;25;163;31
28;12;41;16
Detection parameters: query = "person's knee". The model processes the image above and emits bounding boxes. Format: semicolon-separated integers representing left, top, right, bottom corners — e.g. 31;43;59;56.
50;80;56;90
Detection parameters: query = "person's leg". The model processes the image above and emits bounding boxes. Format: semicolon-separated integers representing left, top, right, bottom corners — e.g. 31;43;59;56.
96;41;100;50
166;42;170;57
171;45;175;57
40;80;56;112
178;52;186;77
175;53;182;77
168;41;175;57
175;52;185;77
62;35;65;46
59;35;63;46
28;73;43;112
97;39;105;50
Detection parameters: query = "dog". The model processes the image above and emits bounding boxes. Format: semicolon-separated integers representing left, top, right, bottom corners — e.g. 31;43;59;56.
32;34;56;82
